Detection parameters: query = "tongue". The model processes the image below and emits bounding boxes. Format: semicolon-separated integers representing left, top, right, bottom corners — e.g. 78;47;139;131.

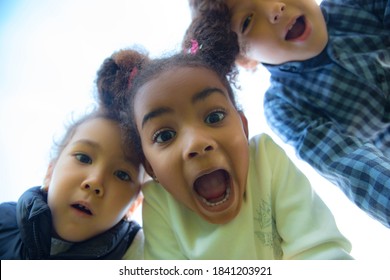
194;170;227;202
286;16;305;40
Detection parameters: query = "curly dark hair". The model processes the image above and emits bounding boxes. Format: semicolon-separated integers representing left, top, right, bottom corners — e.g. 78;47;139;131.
95;48;150;118
183;2;239;70
185;0;250;59
188;0;226;18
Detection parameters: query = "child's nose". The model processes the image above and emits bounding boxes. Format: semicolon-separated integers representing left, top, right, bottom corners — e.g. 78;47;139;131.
184;130;216;159
82;177;104;197
187;143;214;159
268;2;285;24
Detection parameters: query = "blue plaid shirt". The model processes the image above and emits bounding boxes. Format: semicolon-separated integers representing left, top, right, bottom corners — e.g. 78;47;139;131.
263;0;390;227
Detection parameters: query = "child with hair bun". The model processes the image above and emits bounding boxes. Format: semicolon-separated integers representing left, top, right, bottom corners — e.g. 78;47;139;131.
0;63;144;259
97;44;353;259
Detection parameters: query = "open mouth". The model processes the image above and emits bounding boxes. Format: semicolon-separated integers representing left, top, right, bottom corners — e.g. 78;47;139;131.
285;16;306;41
71;203;93;215
193;169;231;207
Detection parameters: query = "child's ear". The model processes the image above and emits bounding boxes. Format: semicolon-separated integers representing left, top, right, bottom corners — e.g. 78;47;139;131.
42;162;54;191
239;111;249;139
236;54;258;70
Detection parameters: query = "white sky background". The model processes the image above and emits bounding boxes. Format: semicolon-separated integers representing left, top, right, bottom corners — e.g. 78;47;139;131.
0;0;388;260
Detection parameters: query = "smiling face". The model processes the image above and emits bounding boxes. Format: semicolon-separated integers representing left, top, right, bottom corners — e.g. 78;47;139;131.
135;66;249;224
45;117;141;242
226;0;328;65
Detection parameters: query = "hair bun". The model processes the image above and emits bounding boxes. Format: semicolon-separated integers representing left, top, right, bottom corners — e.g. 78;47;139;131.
95;49;149;117
183;5;239;77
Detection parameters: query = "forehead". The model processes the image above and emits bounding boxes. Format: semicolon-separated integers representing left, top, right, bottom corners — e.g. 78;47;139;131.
72;117;118;139
137;66;227;100
225;0;242;10
71;117;139;163
225;0;254;19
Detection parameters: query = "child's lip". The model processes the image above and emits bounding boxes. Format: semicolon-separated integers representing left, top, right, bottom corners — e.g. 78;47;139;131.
71;201;94;216
285;15;310;42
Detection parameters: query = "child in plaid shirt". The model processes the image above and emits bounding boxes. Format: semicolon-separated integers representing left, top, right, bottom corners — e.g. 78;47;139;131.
185;0;390;228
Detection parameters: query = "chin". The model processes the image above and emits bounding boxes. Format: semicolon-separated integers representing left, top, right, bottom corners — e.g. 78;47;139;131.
198;199;242;225
55;228;94;243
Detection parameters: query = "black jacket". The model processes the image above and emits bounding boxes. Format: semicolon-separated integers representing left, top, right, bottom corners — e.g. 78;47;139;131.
0;186;141;259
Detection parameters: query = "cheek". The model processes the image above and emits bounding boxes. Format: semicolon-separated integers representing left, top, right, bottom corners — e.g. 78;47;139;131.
113;187;138;204
229;136;250;189
105;192;133;218
49;159;80;185
237;150;249;189
250;39;284;63
154;164;179;191
144;145;175;179
47;170;68;196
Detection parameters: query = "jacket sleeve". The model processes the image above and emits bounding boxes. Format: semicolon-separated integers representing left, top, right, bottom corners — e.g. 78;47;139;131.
357;0;390;27
0;202;22;259
258;135;353;259
264;83;390;228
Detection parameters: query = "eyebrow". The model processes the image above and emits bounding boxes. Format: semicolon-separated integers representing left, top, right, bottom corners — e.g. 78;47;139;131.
192;87;226;104
141;107;173;128
72;139;101;149
141;87;226;128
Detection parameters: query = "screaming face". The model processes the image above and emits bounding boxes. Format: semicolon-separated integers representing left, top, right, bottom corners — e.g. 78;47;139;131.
135;66;250;224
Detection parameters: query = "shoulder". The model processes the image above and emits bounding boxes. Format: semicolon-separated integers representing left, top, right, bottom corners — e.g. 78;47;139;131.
17;186;50;219
142;180;176;224
249;134;286;163
0;202;20;259
122;229;144;260
0;202;17;228
322;0;387;24
248;134;310;192
0;201;17;212
142;180;174;206
248;134;294;185
249;133;277;146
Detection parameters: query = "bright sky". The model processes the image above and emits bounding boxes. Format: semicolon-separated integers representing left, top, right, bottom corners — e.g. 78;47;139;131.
0;0;388;260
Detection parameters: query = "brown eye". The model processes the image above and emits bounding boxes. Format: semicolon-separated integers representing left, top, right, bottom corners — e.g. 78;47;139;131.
205;111;225;124
153;130;176;143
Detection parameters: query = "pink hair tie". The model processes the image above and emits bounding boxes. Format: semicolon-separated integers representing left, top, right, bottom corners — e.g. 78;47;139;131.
189;39;202;54
128;66;138;88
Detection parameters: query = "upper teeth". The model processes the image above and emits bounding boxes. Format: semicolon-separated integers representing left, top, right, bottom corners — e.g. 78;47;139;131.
288;19;297;30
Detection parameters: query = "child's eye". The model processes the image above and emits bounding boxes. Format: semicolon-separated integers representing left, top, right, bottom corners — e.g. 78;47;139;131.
153;130;176;143
75;153;92;164
205;111;226;124
241;15;252;33
114;170;131;182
